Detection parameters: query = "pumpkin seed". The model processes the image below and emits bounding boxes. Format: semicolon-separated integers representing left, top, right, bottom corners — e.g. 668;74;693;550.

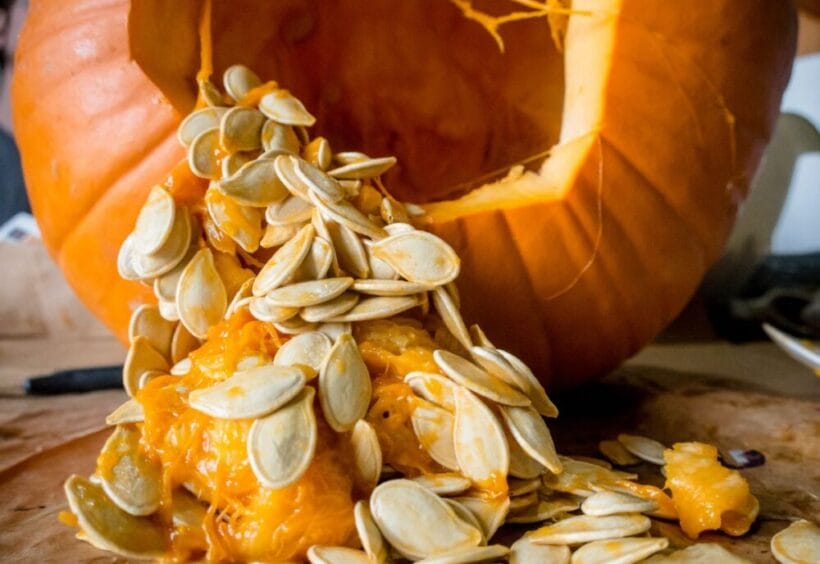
266;277;354;308
354;501;389;564
500;405;561;474
253;224;315;295
274;153;312;201
497;349;559;418
249;297;299;323
508;429;545;480
274;316;318;335
176;248;228;339
293;157;347;203
416;544;510;564
218;158;290;206
370;231;460;287
188;365;305;419
510;534;570;564
643;543;750;563
132;186;176;256
304;137;332;170
405;371;458;412
571;537;669;564
319;333;372;432
117;235;142;281
260;221;305;248
247;387;317;489
206;187;263;253
353;279;431;297
187;127;222;179
453;387;510;484
170;488;207;529
339;179;363;198
334;151;370;165
259;90;316;126
105;399;144;426
379;197;410;225
128;304;175;361
170;357;192;376
435;350;530;407
198;77;224;107
153;243;197;303
469;325;495;348
412;402;459;470
771;519;820;564
432;287;473;352
235;353;269;372
98;426;162;516
301;292;360;323
617;434;666;465
262;120;301;153
317;322;352;341
366;245;399;280
571;456;612;469
225;278;254;319
178;106;228;147
292;237;335;281
351;420;382;492
412;473;473;496
312;209;343;276
138;369;164;389
529;514;651;545
307;546;370;564
220;106;265;152
470;345;528;391
506;495;581;524
509;491;539;512
158;299;180;321
223;64;262;101
326;220;370;278
369;479;482;560
327;156;397;179
444;499;486;543
64;475;168;559
452;495;510;541
598;440;641;466
580;490;658;517
309;190;387;241
123;336;169;397
274;331;332;378
542;458;636;497
221;151;253;178
266;195;314;226
132;207;192;279
325;295;420;322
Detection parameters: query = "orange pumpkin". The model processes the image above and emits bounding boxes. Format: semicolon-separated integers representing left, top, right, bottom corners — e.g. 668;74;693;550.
12;0;796;388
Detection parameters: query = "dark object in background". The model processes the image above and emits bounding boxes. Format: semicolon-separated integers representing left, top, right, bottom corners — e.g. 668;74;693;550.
0;128;28;223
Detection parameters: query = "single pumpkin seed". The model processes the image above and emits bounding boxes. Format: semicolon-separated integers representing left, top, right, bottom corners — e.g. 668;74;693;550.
249;297;299;323
353;279;431;297
508;431;545;481
266;277;354;308
132;207;192;279
128;304;175;361
170;488;208;529
266;195;314;226
224;278;254;319
274;316;319;335
405;371;458;412
105;399;144;426
317;322;352;341
370;479;483;560
178;106;228;147
188;365;305;419
379;197;409;225
510;535;570;564
307;546;370;564
366;245;399;280
176;248;228;339
98;426;162;516
259;89;316;126
500;405;561;474
217;158;290;207
580;490;658;517
274;153;312;201
598;440;641;466
319;333;372;432
312;209;343;276
416;544;510;564
262;120;301;153
498;349;559;418
220;106;265;152
222;64;261;101
309;190;387;241
770;519;820;564
132;185;176;255
293;156;346;203
197;77;224;107
529;514;651;546
371;231;460;287
325;295;419;322
326;219;370;278
542;458;636;498
470;346;529;393
431;287;473;352
260;221;305;248
334;151;370;165
571;537;669;564
123;337;169;397
117;234;142;281
158;298;179;322
187;127;222;179
617;434;666;465
444;499;486;544
509;491;539;512
412;401;459;470
304;136;333;170
301;292;359;323
351;419;382;492
469;325;495;348
247;387;317;489
153;243;197;303
327;156;397;179
253;223;315;295
138;369;164;389
509;477;542;497
221;151;253;178
435;350;530;407
170;357;192;376
453;387;510;484
206;187;263;253
273;331;332;378
452;495;511;541
64;475;168;559
506;495;581;524
292;237;335;281
354;501;389;564
412;473;473;496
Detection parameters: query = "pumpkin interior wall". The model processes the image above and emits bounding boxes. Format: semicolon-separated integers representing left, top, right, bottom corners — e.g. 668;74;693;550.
132;0;565;204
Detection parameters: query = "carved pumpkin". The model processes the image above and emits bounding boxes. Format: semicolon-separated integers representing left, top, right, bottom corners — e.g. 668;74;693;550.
12;0;796;388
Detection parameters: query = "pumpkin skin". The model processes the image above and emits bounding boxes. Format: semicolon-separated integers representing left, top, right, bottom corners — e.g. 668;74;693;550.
12;0;795;389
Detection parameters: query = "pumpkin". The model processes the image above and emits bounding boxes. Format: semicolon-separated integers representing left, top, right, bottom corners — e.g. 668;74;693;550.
11;0;796;388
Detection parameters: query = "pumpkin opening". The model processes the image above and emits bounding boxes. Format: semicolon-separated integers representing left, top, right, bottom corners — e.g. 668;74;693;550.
130;0;568;206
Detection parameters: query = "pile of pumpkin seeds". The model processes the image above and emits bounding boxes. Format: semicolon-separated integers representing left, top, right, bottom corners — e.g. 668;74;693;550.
63;65;818;564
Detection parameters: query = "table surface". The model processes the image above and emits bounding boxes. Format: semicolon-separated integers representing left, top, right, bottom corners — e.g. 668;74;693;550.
0;332;818;562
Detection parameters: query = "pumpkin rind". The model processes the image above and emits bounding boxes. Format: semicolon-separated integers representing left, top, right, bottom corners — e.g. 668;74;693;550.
12;0;796;387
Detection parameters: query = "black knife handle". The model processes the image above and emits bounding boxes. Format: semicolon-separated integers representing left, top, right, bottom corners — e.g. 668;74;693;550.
24;365;124;395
